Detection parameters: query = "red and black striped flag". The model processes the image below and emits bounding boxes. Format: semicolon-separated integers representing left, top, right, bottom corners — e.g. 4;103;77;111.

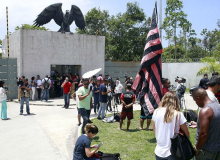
132;2;163;116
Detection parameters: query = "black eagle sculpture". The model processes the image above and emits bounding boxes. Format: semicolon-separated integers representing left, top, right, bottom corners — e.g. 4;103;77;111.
34;3;85;33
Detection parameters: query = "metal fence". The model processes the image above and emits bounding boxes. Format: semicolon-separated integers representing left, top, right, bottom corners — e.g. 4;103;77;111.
0;58;17;99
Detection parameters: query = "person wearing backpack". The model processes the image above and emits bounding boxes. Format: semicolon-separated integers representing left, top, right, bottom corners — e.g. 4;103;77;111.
175;78;185;109
41;75;51;101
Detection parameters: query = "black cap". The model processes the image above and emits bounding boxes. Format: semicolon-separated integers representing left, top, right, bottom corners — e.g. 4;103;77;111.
204;73;208;76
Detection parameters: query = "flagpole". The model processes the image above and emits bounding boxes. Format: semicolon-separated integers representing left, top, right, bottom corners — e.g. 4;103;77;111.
159;0;162;42
6;7;9;58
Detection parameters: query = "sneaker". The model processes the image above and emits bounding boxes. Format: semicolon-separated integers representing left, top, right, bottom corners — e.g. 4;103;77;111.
27;112;31;115
19;113;23;115
97;117;101;120
62;106;66;108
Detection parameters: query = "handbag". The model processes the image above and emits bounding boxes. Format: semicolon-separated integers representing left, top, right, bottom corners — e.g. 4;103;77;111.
97;151;121;160
170;112;196;160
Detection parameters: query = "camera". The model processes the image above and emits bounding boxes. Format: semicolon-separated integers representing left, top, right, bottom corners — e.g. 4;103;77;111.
124;74;128;79
4;87;8;91
175;76;186;83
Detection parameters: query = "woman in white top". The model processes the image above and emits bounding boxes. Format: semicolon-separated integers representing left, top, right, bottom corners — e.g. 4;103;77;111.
115;80;123;104
152;91;189;160
0;81;9;120
31;77;36;100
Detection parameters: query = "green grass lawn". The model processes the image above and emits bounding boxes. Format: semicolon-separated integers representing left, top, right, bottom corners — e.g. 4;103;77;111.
90;110;196;160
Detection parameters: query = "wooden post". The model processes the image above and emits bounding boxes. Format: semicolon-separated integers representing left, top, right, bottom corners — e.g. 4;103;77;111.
6;7;9;58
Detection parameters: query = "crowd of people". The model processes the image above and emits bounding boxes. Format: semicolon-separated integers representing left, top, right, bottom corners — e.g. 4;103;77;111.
1;71;220;160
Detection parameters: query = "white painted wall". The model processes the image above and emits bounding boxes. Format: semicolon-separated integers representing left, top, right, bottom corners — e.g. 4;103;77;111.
2;29;105;80
105;61;207;89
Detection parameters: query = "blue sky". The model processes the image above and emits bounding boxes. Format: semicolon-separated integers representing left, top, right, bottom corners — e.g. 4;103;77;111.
0;0;220;48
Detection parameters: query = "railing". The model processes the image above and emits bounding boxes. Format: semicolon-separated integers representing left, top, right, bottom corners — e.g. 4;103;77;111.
162;58;220;63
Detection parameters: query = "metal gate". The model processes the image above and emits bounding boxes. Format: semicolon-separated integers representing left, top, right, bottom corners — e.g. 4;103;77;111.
0;58;17;99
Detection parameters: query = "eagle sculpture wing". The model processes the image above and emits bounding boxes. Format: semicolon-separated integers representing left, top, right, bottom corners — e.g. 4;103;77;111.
68;5;85;30
34;3;63;27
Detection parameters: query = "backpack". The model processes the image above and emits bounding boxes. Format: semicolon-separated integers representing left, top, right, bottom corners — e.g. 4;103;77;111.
43;78;50;89
179;84;186;95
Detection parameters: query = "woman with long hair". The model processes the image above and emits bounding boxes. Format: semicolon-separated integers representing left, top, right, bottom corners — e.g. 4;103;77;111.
0;81;9;120
31;77;36;100
152;91;189;160
73;124;101;160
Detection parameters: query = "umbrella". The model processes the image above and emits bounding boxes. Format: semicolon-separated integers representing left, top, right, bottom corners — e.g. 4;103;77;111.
82;68;102;78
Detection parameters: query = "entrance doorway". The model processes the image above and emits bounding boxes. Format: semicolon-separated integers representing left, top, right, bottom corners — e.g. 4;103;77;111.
50;65;81;78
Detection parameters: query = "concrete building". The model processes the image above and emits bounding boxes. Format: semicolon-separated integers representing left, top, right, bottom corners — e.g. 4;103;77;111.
2;29;105;79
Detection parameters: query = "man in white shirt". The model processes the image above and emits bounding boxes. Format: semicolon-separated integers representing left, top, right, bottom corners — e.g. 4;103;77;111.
115;80;123;104
41;75;51;101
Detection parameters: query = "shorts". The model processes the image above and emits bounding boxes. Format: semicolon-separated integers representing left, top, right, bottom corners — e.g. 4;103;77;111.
140;107;152;119
77;107;80;115
120;111;133;120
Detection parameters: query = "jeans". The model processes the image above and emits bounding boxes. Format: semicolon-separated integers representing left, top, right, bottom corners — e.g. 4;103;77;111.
115;93;121;104
155;155;176;160
178;93;182;109
37;88;41;100
31;87;35;100
20;97;30;113
63;93;70;107
98;102;107;119
107;96;112;111
1;100;7;119
93;96;100;113
78;108;89;134
41;89;49;101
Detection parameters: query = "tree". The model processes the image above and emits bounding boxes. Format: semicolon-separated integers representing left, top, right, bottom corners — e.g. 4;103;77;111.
0;39;2;45
15;24;49;31
197;57;220;76
163;0;191;60
77;2;150;61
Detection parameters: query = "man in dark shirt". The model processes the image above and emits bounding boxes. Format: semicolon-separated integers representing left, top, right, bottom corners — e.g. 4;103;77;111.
97;79;110;120
199;73;209;89
118;84;135;131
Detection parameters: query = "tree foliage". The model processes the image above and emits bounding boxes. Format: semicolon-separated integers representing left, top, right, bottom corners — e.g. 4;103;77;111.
15;24;49;31
76;2;150;61
197;57;220;76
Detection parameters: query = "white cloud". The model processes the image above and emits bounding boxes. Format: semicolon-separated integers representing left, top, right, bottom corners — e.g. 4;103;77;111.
0;0;93;40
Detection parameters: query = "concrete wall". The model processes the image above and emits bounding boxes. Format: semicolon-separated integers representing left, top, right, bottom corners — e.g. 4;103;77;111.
105;61;207;88
3;29;105;80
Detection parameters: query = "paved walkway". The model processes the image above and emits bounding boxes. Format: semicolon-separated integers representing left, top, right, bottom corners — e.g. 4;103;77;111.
0;93;197;160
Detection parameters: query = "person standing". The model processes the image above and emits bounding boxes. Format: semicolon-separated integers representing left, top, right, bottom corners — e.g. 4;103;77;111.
107;81;112;112
31;77;36;100
192;88;220;159
175;78;184;109
93;80;100;115
20;79;32;115
0;81;9;120
199;73;209;89
152;91;189;160
56;74;61;97
162;78;171;96
41;75;51;101
97;79;109;120
61;77;72;109
74;74;80;91
115;80;123;104
50;76;55;99
118;84;135;131
77;79;93;134
17;76;25;101
36;75;42;100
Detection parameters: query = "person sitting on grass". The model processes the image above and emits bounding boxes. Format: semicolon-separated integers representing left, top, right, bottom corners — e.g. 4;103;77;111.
73;124;101;160
118;84;135;131
152;91;189;160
